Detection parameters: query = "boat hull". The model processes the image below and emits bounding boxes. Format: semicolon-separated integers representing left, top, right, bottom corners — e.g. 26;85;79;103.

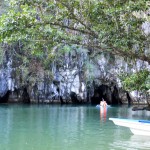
109;118;150;136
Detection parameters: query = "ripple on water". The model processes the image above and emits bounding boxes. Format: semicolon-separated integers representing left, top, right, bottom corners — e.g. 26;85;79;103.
0;105;150;150
110;135;150;150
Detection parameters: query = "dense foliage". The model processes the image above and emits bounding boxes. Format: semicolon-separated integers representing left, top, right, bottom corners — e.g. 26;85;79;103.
122;69;150;92
0;0;150;63
0;0;149;96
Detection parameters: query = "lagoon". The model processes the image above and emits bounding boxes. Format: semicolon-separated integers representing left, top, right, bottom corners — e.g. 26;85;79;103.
0;104;150;150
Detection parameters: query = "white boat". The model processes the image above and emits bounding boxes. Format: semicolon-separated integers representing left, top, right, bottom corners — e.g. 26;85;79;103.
109;118;150;136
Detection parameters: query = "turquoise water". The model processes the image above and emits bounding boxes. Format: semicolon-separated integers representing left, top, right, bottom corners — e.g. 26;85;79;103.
0;104;150;150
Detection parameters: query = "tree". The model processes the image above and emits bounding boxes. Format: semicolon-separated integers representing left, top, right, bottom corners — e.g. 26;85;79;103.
0;0;150;64
0;0;149;103
121;69;150;104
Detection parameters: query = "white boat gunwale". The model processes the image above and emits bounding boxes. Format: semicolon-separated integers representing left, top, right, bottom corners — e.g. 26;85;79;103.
109;118;150;136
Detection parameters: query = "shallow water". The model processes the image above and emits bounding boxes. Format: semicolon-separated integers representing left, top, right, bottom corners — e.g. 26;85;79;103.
0;104;150;150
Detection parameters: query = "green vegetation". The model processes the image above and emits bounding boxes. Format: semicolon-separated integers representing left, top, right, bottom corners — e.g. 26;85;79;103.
0;0;149;95
0;0;150;62
122;69;150;92
121;69;150;104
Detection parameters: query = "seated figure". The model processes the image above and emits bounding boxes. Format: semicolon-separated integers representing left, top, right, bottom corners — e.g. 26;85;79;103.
100;99;107;107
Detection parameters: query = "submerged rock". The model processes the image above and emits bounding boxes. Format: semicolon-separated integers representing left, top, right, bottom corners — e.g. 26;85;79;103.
132;106;145;111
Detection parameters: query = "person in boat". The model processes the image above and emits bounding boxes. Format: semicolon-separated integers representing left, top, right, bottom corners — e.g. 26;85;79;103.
100;98;107;107
100;98;107;121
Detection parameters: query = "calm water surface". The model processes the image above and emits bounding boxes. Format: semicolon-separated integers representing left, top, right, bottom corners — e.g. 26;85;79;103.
0;104;150;150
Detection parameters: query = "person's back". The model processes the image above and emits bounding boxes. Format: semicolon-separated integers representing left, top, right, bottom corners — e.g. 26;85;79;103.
100;100;107;107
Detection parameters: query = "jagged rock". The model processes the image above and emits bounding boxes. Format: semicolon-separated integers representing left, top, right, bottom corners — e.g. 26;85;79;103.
91;84;123;105
91;84;112;104
60;96;65;104
70;91;81;104
0;90;11;103
112;85;122;105
0;42;149;104
126;92;133;105
22;87;30;103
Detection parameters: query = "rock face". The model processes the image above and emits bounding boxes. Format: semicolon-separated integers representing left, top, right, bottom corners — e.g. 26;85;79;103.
70;91;80;104
0;45;149;104
91;84;111;104
22;87;30;103
91;84;122;105
112;86;122;105
0;52;13;103
0;90;10;103
126;92;133;105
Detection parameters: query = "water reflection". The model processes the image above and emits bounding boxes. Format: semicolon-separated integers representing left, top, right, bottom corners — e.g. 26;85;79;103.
0;104;150;150
130;135;150;149
111;135;150;150
100;107;107;122
108;106;150;150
